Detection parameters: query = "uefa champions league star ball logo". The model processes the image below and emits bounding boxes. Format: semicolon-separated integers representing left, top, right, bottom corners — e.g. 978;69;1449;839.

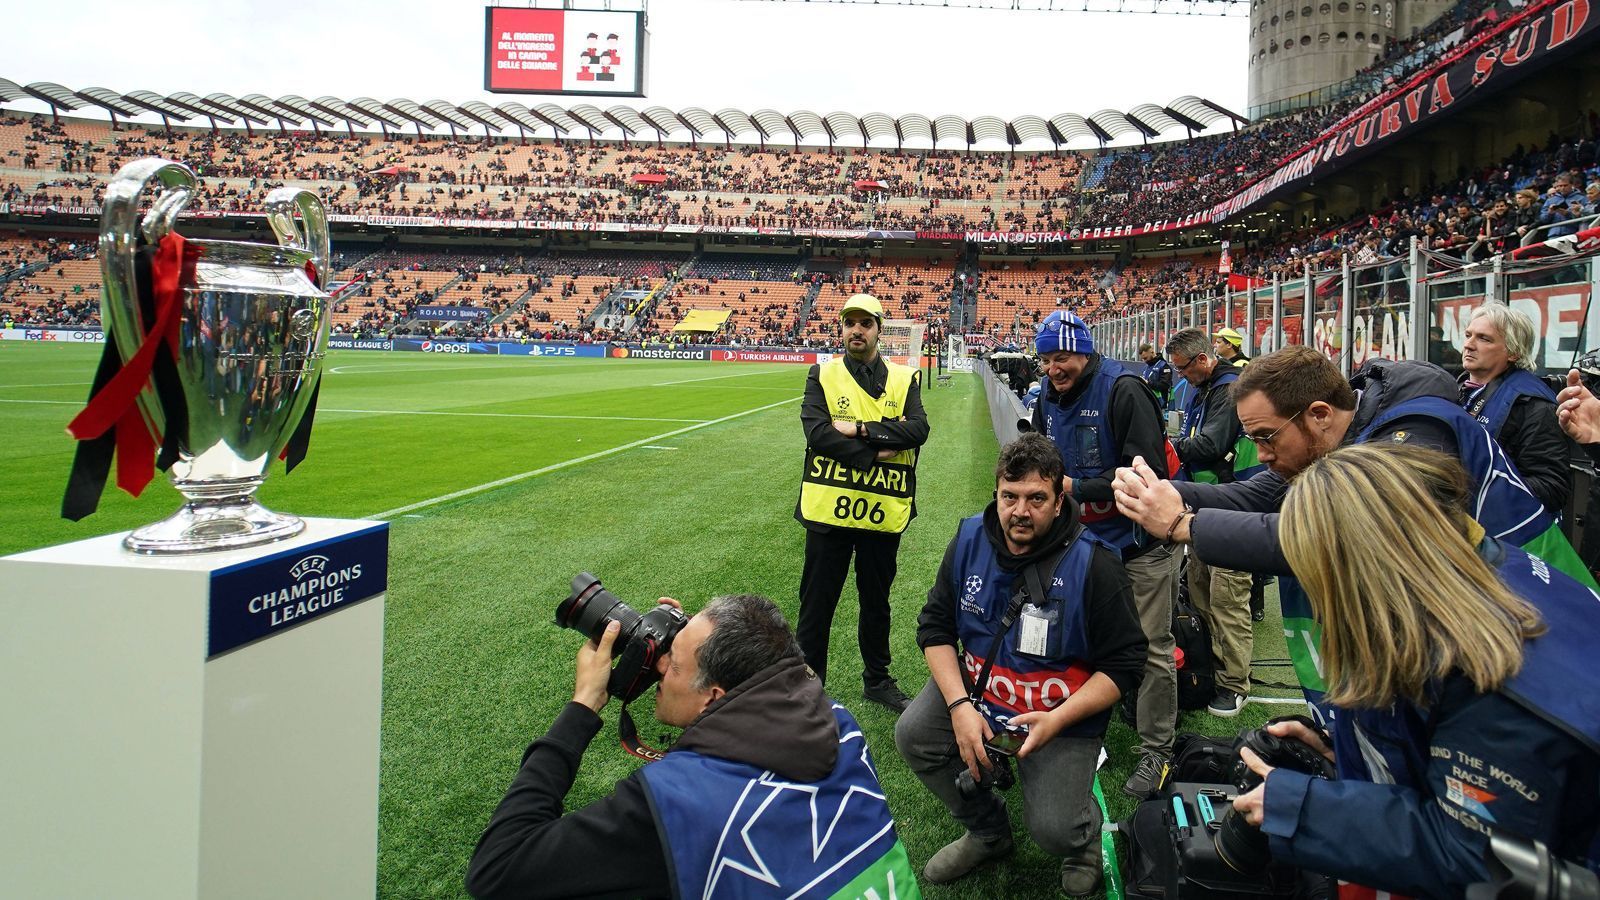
960;575;984;614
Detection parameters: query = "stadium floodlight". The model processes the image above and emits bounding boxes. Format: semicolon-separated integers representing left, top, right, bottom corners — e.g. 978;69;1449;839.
737;0;1246;15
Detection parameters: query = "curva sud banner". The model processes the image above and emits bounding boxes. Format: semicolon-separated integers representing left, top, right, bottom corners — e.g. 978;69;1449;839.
1210;0;1600;222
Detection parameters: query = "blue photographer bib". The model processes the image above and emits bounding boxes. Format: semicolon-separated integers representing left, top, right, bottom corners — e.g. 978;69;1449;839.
948;515;1110;739
638;704;919;900
1040;358;1141;552
1467;368;1558;437
1356;395;1592;586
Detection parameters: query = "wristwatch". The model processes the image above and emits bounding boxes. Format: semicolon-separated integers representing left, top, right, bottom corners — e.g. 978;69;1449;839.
856;421;867;440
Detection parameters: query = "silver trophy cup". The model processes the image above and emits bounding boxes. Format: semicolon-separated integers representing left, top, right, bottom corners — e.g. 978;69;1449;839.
100;158;331;554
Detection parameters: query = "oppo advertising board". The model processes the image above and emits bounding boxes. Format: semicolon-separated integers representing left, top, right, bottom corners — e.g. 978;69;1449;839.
485;7;647;97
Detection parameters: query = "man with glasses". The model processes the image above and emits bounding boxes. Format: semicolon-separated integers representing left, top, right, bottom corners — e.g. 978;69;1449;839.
1165;328;1259;718
1028;311;1179;800
1113;347;1593;736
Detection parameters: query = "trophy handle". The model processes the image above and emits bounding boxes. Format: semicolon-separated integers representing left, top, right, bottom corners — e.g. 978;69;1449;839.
264;188;331;290
98;158;198;442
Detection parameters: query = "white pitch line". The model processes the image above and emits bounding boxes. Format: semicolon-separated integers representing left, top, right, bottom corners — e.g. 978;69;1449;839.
367;395;801;520
641;445;679;451
320;407;707;423
652;368;791;387
0;398;79;405
0;381;92;388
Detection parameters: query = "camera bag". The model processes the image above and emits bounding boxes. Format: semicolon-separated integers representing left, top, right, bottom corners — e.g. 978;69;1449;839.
1170;732;1239;786
1174;599;1217;711
1124;783;1300;900
1120;595;1216;724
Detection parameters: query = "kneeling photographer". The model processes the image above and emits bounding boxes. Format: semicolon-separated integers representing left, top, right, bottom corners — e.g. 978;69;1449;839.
1228;445;1600;897
896;434;1147;895
465;584;918;900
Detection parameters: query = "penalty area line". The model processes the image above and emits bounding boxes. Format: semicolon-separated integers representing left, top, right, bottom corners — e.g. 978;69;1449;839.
366;395;800;520
651;367;790;386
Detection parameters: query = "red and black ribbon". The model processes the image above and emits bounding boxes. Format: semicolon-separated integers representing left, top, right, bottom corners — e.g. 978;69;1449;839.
61;233;197;521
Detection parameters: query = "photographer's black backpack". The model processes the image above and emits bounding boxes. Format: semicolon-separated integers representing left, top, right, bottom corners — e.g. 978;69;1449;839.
1174;599;1216;711
1119;551;1215;723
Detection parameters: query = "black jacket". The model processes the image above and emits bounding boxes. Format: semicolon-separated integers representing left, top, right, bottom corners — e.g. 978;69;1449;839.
1177;359;1462;574
1459;370;1573;516
1174;360;1243;477
796;353;930;532
916;497;1148;702
464;656;840;900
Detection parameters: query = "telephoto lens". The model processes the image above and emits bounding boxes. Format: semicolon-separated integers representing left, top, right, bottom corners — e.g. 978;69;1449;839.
556;572;643;657
554;573;688;704
1214;805;1273;874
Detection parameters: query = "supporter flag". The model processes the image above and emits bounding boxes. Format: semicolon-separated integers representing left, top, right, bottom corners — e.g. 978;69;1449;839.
1219;241;1232;274
1227;273;1265;291
1511;225;1600;260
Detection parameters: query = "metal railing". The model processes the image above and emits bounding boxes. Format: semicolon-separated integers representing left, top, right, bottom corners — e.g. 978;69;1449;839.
1090;236;1600;377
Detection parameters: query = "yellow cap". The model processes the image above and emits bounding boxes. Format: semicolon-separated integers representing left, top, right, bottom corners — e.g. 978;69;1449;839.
841;294;884;320
1213;327;1244;347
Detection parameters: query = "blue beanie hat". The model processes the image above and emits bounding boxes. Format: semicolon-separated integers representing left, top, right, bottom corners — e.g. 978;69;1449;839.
1035;311;1094;356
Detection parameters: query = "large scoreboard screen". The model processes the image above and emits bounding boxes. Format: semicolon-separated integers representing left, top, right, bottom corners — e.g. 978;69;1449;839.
484;7;647;97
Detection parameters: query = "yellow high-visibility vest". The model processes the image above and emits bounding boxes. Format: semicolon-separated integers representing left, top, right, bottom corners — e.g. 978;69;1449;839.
799;360;919;533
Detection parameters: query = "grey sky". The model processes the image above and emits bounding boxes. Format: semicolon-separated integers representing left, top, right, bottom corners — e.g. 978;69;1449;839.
3;0;1247;144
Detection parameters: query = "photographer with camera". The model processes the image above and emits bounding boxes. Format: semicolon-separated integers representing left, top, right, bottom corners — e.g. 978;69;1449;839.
465;587;918;900
1227;444;1600;897
895;434;1147;894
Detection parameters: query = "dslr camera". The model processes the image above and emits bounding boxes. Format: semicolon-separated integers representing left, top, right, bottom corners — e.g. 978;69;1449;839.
555;573;688;704
1214;716;1338;875
954;728;1024;800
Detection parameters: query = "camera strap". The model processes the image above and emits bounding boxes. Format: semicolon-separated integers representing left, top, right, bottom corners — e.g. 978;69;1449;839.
617;704;668;762
968;524;1081;705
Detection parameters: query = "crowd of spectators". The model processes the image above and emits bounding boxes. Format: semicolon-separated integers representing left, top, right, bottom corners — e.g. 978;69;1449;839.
1227;127;1600;282
0;0;1500;239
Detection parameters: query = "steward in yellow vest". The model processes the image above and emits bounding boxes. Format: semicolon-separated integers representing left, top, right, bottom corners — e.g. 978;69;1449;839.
799;360;920;531
795;294;930;710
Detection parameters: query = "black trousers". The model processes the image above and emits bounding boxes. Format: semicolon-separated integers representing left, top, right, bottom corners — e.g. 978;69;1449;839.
797;526;902;686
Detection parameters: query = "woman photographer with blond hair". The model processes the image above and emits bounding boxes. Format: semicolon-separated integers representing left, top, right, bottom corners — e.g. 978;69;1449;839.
1231;444;1600;896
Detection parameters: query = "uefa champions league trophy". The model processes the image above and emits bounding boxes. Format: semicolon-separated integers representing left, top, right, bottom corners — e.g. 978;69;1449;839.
90;158;332;554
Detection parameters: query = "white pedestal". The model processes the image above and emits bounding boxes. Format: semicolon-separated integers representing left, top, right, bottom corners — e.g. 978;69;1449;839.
0;517;388;900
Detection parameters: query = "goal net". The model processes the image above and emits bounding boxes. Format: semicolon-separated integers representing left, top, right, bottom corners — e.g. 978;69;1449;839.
879;318;926;369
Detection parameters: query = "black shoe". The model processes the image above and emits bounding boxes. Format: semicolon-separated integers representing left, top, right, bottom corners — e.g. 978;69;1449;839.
1207;689;1246;718
863;677;911;714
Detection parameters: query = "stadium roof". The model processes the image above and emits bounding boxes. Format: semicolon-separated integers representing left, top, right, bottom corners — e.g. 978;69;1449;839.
0;78;1246;149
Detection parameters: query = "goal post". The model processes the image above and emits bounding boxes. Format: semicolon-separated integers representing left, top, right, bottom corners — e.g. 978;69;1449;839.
879;318;926;370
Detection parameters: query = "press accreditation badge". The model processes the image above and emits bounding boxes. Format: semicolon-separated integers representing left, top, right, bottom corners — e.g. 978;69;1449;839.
1018;604;1049;656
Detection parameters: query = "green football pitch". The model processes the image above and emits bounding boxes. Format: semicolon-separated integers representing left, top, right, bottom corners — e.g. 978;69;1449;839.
0;341;1284;898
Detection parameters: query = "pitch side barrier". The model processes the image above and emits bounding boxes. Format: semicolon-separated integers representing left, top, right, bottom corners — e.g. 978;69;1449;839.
1087;237;1600;382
